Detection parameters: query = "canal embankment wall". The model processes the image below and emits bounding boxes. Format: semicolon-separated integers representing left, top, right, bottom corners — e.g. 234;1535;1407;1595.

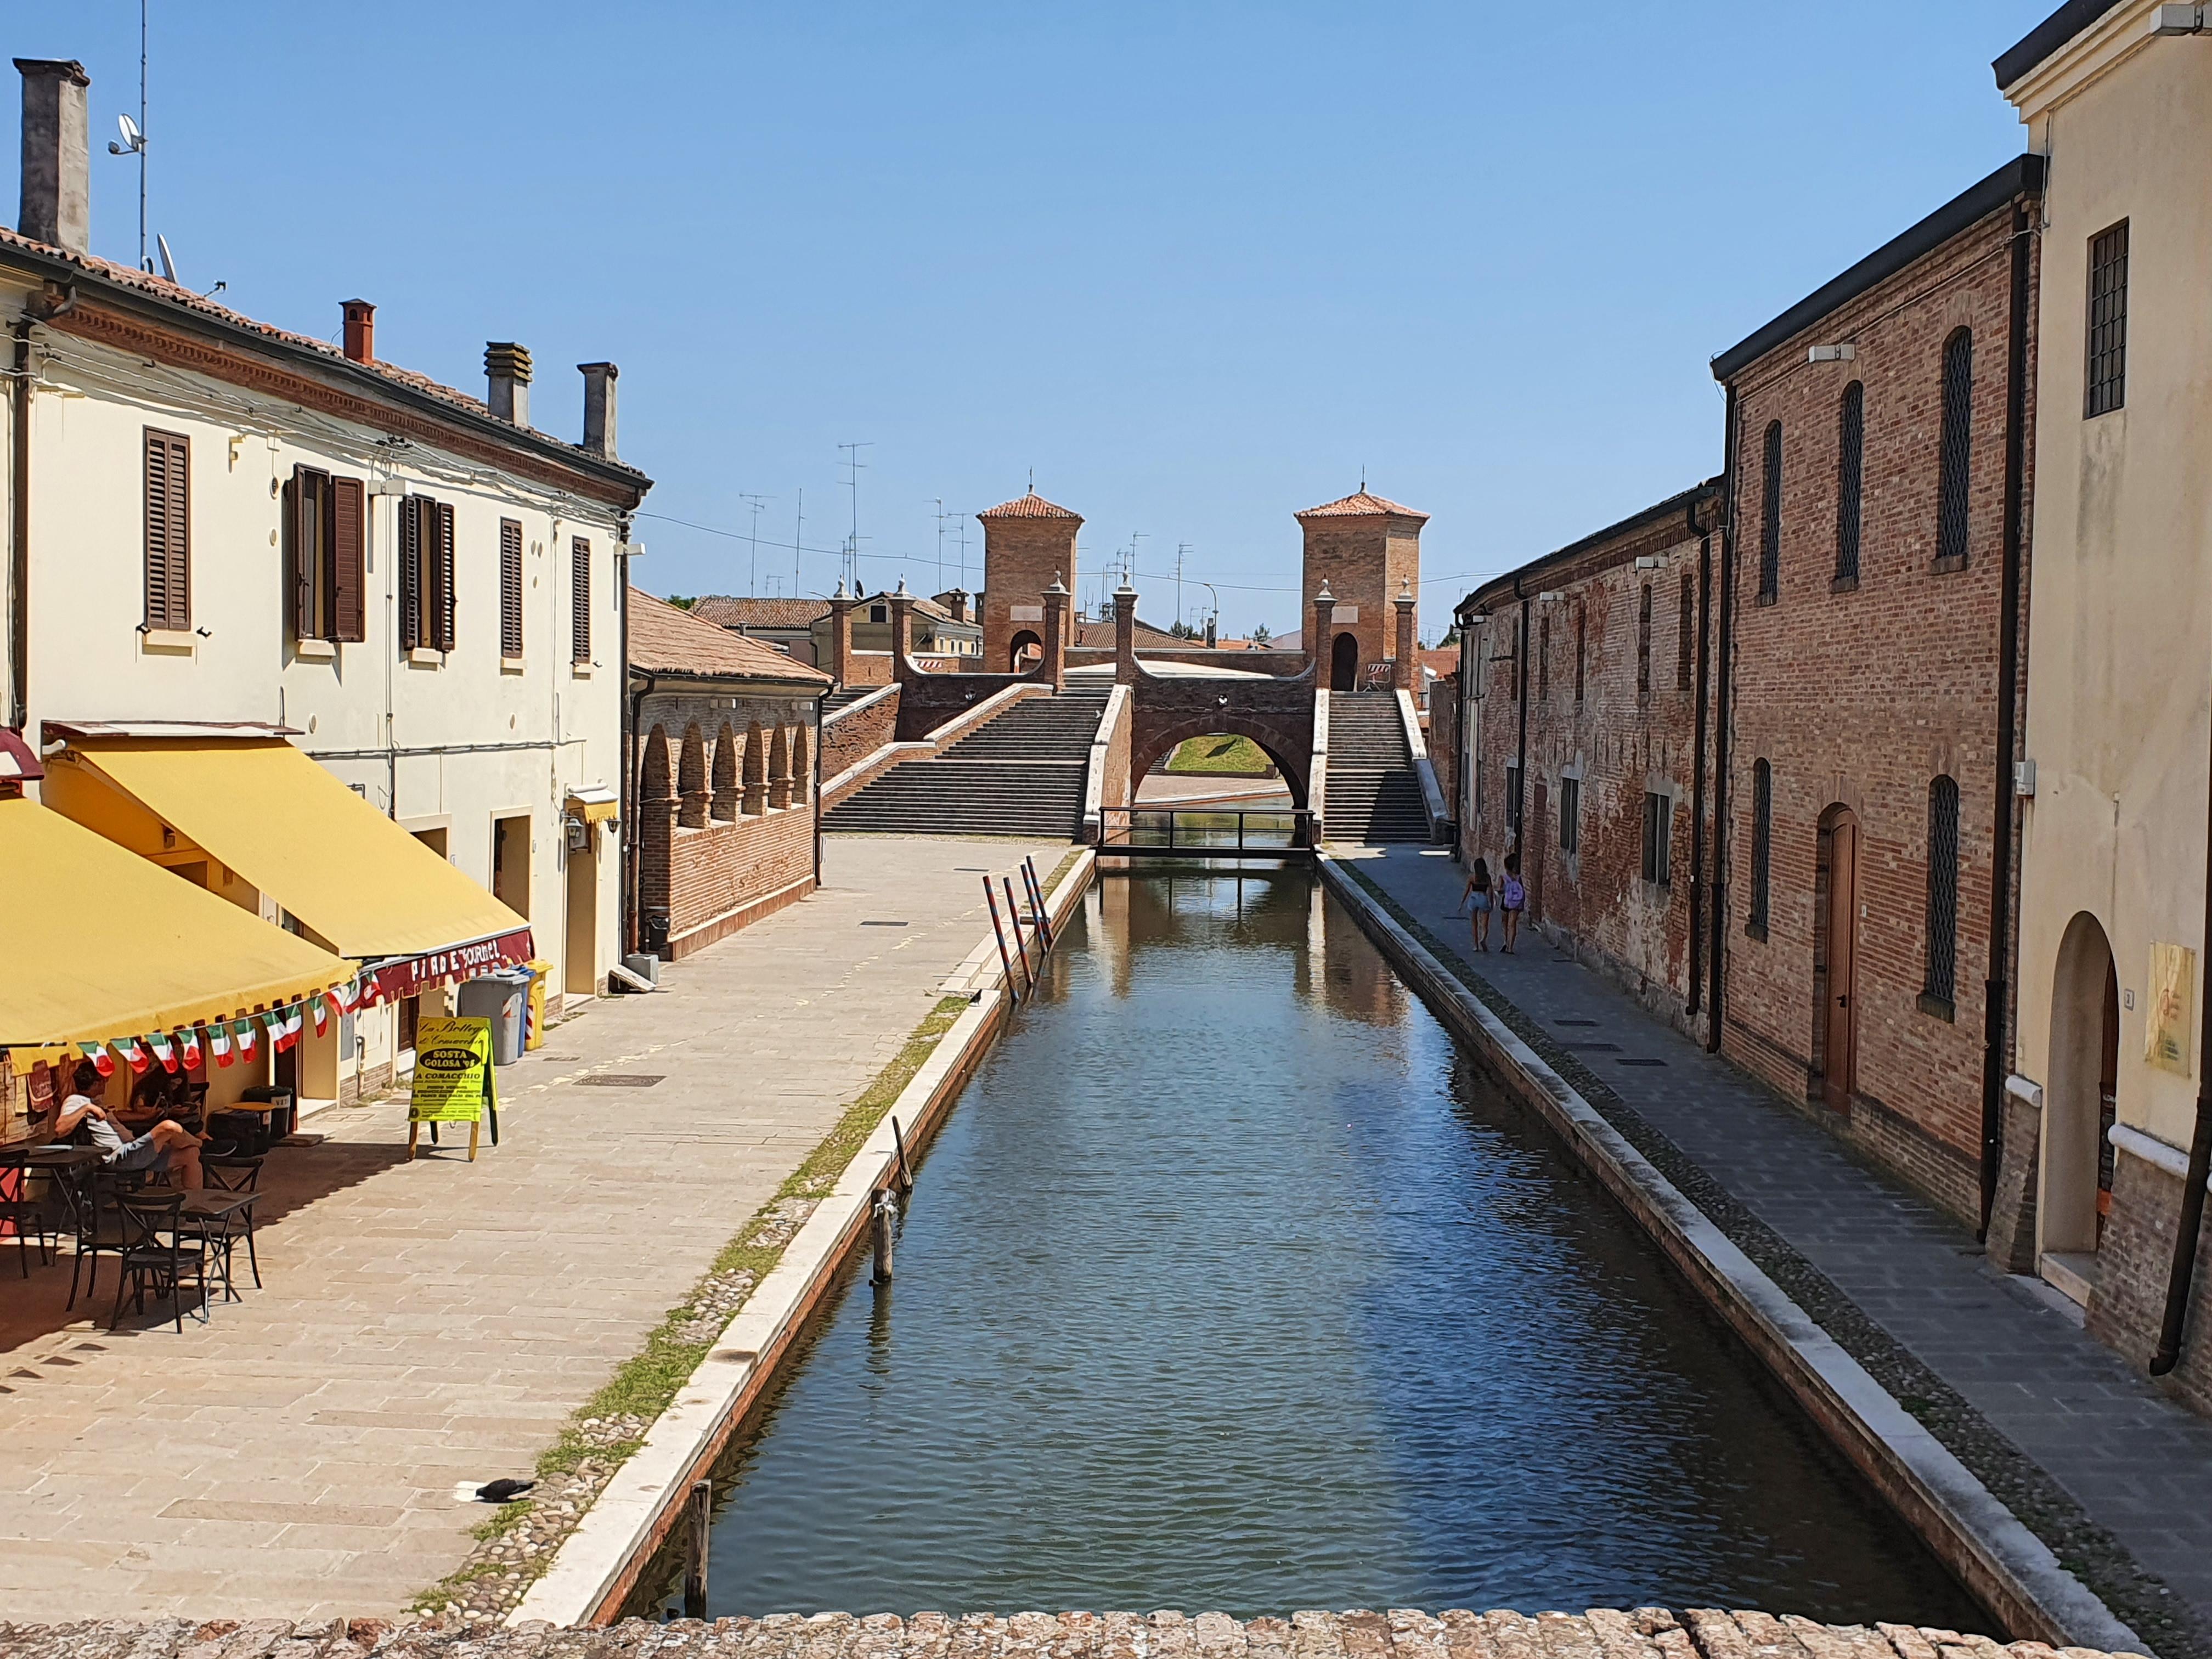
1317;855;2138;1657
509;850;1099;1630
0;1605;2152;1659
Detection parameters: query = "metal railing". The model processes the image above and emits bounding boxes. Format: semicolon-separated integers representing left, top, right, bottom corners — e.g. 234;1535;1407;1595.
1097;807;1315;859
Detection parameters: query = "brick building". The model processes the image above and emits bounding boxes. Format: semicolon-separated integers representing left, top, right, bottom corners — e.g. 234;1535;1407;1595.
628;590;831;960
978;492;1081;672
1458;484;1719;1036
1707;156;2041;1227
1297;490;1426;691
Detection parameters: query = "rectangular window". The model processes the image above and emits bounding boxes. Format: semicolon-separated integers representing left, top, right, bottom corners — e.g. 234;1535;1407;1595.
1637;583;1652;702
1574;608;1586;705
572;537;593;662
1923;775;1960;1011
2086;220;2129;418
1758;421;1783;603
1642;791;1672;885
1677;573;1694;692
142;427;191;630
499;519;524;659
1560;777;1580;855
1749;759;1773;935
286;466;365;644
1538;614;1550;700
399;496;455;652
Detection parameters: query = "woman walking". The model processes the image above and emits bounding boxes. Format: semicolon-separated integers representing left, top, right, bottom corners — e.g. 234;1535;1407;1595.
1499;851;1525;954
1462;856;1494;951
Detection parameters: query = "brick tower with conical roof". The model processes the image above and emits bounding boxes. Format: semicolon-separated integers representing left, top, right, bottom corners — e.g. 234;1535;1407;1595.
977;491;1082;672
1296;489;1429;691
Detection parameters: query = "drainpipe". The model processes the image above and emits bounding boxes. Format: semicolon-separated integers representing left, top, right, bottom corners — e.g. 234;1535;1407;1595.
625;667;658;957
617;518;636;961
2152;726;2212;1375
1513;580;1530;850
1707;382;1741;1052
7;319;29;732
1980;200;2033;1239
1687;494;1713;1019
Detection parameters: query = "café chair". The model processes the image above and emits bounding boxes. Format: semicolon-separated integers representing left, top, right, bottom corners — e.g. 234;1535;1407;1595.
111;1190;211;1333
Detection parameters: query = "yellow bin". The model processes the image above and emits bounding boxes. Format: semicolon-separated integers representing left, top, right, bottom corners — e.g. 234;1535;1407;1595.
524;959;552;1051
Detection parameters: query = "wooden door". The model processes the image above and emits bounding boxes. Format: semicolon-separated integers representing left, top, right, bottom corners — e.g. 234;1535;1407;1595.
1822;814;1858;1111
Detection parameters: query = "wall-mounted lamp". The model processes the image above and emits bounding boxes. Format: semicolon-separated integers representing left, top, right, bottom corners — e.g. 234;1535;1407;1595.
1808;343;1856;363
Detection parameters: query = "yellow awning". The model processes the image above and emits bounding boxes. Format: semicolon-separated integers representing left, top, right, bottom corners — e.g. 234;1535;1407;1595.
0;796;357;1049
566;788;619;825
62;737;527;962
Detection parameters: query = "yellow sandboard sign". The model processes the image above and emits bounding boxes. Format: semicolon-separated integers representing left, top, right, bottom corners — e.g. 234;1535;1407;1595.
408;1015;498;1160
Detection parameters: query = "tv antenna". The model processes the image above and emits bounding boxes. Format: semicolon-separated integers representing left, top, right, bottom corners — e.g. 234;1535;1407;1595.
929;498;956;596
838;442;872;593
1175;543;1190;630
105;0;150;270
739;493;769;595
792;488;804;601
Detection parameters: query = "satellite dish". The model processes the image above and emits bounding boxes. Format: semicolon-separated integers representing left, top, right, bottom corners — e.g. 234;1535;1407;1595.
156;234;177;284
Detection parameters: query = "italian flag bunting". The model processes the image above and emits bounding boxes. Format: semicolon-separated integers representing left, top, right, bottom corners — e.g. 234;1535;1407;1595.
179;1028;203;1071
85;1041;116;1078
312;996;331;1036
232;1018;258;1063
148;1031;177;1074
117;1035;149;1075
209;1023;234;1068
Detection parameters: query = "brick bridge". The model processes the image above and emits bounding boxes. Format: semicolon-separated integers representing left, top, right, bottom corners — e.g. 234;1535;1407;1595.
821;575;1436;844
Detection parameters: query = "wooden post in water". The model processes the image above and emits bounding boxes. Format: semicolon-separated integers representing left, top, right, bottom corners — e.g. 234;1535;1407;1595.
682;1478;710;1619
984;876;1022;1003
1002;875;1034;998
891;1114;915;1195
871;1190;897;1283
1023;856;1054;951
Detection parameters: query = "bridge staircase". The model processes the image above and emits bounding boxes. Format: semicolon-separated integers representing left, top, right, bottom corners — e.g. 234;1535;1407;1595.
1324;691;1430;844
823;682;1113;840
821;686;880;718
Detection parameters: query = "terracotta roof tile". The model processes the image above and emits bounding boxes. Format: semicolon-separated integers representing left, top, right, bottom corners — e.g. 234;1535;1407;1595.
978;491;1082;521
0;225;647;482
628;590;831;682
1295;489;1429;522
688;596;832;630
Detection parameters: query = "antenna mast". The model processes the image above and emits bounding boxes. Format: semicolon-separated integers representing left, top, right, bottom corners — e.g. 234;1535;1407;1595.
136;0;147;271
793;488;803;601
740;493;769;595
838;442;872;593
1175;543;1189;631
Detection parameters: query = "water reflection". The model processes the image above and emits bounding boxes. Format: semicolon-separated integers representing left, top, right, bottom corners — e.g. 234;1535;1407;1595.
689;872;1982;1628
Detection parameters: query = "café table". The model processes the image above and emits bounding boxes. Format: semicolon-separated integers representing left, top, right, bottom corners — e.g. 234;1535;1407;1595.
177;1189;262;1300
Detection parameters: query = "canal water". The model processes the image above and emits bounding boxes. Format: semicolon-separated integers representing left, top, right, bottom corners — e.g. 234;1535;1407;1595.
687;870;1983;1627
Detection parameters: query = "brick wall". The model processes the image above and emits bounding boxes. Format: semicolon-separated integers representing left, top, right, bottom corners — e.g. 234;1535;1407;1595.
1429;671;1459;821
1716;196;2036;1226
981;517;1079;671
661;803;816;957
821;688;899;782
1300;517;1422;681
2086;1148;2212;1417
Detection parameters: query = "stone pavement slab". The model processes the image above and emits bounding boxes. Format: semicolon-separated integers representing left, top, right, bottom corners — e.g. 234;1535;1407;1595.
1339;844;2212;1659
0;835;1057;1623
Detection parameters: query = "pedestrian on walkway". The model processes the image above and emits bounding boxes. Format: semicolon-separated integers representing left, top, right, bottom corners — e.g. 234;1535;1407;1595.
1463;857;1494;951
1499;852;1525;954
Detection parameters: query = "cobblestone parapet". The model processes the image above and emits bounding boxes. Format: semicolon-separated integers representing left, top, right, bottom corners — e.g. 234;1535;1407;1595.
0;1607;2151;1659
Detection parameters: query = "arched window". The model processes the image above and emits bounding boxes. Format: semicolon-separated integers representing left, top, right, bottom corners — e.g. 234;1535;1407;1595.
1936;329;1973;567
1924;775;1960;1008
1835;381;1864;584
1637;583;1652;701
1749;759;1773;936
1759;421;1783;602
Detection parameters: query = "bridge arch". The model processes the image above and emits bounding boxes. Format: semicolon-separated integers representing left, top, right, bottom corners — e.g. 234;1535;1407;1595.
1131;714;1309;810
1008;629;1042;672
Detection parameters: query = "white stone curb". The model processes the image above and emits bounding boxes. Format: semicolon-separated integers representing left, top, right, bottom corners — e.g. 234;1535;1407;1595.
1319;855;2143;1656
510;850;1095;1628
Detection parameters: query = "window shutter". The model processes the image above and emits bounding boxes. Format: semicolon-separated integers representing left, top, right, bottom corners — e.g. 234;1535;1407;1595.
143;428;190;630
572;537;592;662
436;501;458;651
499;520;524;659
331;477;365;642
399;496;422;651
285;467;313;640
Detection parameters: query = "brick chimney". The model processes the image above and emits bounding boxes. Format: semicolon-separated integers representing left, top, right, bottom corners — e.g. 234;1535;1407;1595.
341;300;375;364
484;341;533;427
579;362;619;458
15;59;90;254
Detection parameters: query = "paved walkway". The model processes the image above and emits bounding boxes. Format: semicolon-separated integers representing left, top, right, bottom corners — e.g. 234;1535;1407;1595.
0;836;1058;1623
1339;844;2212;1659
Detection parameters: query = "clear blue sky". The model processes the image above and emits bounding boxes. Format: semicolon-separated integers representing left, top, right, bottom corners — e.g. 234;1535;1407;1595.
12;2;2045;641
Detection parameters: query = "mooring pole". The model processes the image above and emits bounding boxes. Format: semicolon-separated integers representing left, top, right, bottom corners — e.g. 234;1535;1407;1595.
871;1189;898;1283
1002;874;1034;998
890;1114;915;1195
682;1478;710;1620
1023;856;1054;951
985;876;1022;1003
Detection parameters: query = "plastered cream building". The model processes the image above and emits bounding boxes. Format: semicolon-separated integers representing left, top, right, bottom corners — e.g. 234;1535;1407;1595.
0;58;651;1114
1995;1;2212;1407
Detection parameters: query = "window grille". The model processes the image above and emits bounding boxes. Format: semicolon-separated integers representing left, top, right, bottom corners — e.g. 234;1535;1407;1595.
1561;777;1580;854
1637;583;1652;701
2087;221;2128;417
1538;614;1550;700
1642;791;1672;886
1750;760;1773;933
1936;330;1973;566
1677;573;1694;691
1759;421;1782;601
1924;775;1960;1006
1836;381;1864;583
1575;608;1586;704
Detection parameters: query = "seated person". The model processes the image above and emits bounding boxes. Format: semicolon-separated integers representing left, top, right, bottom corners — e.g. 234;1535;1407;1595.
46;1060;205;1189
119;1068;188;1132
